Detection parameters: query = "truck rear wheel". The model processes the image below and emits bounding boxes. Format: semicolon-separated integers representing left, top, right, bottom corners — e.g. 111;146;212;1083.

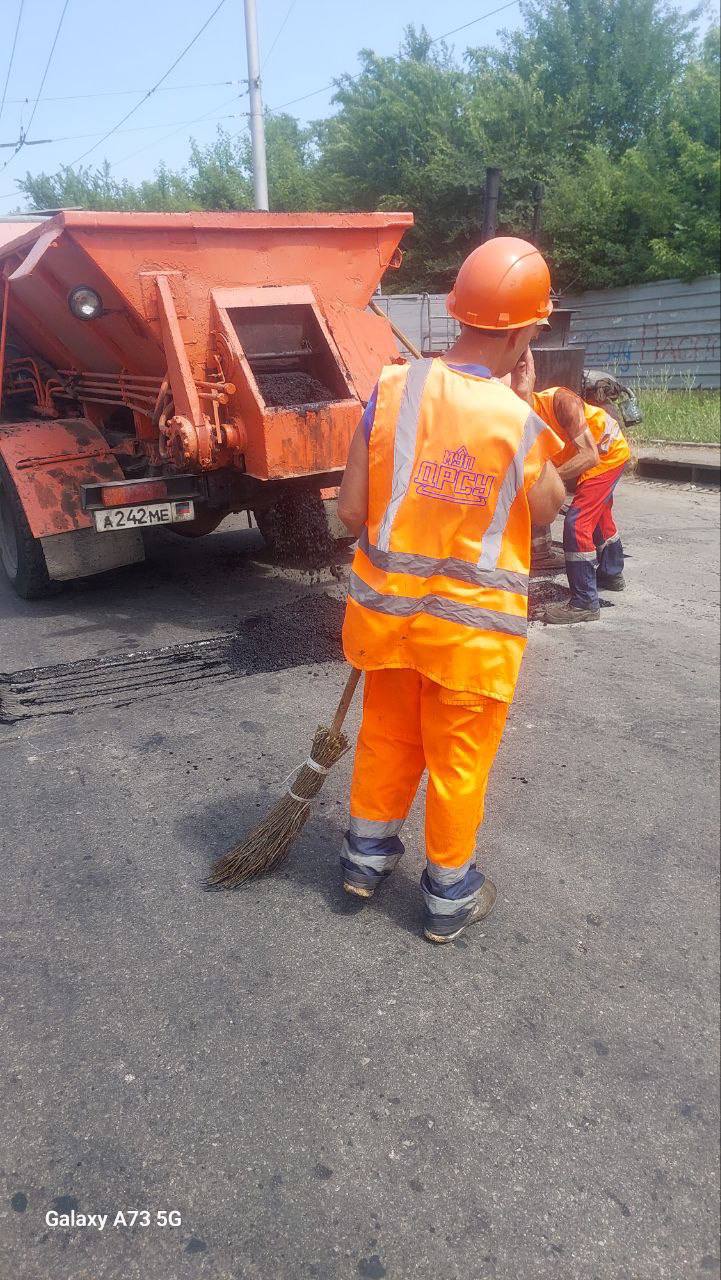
0;457;55;599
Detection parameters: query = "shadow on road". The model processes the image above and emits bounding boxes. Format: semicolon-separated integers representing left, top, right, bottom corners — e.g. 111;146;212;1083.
177;793;420;939
1;518;353;669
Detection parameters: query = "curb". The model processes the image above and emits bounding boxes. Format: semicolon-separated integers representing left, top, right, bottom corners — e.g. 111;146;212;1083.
635;457;720;486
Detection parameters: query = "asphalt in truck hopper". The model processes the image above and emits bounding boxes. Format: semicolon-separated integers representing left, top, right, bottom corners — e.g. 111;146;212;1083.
254;371;337;408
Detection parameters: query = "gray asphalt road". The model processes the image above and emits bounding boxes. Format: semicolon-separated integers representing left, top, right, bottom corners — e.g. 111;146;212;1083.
1;478;719;1280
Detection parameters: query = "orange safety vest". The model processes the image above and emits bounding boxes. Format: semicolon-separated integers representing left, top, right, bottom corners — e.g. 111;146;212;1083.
533;387;631;482
343;358;562;704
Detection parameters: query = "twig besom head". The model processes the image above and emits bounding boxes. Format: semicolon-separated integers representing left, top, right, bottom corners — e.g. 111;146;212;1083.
206;721;350;889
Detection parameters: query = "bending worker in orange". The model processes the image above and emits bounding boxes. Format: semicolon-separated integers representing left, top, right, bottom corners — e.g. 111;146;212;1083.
337;238;566;943
511;348;631;624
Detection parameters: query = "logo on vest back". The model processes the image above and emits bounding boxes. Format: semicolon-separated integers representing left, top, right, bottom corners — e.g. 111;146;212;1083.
414;445;496;506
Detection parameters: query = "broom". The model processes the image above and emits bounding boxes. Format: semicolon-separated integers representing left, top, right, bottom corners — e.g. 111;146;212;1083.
369;299;423;359
207;666;362;888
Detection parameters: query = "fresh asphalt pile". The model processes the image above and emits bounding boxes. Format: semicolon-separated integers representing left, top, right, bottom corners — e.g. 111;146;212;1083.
227;592;343;675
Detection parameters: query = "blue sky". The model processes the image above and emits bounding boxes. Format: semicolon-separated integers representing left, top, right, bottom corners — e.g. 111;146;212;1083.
0;0;708;211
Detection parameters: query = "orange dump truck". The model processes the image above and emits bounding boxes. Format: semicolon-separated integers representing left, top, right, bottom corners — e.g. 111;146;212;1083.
0;210;412;597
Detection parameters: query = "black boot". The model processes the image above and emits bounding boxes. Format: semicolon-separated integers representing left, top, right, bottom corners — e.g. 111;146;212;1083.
597;572;625;591
543;600;600;624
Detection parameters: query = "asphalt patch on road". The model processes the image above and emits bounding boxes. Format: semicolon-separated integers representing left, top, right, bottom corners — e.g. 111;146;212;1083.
528;577;569;621
528;576;615;621
0;594;345;725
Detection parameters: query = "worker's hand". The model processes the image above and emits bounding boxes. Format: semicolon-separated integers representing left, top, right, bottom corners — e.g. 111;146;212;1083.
510;347;536;404
527;460;565;526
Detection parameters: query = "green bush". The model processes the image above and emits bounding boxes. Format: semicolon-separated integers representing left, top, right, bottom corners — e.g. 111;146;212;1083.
631;388;721;443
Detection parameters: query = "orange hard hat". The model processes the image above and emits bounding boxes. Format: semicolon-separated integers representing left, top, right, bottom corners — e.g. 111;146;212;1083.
446;236;553;330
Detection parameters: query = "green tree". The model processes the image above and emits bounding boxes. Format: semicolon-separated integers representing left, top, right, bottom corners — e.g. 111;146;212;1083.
485;0;702;154
543;26;720;287
644;26;720;279
259;114;319;210
314;28;480;289
17;113;314;215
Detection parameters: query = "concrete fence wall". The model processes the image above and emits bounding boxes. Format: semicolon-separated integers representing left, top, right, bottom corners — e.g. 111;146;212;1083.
377;275;721;389
564;276;720;390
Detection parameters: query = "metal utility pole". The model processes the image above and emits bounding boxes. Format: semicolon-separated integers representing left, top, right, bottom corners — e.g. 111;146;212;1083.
480;167;501;243
243;0;269;211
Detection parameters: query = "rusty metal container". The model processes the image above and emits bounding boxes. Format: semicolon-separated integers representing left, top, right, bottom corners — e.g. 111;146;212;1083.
532;306;585;392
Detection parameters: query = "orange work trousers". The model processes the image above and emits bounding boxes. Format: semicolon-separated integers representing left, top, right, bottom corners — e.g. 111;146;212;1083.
342;669;509;899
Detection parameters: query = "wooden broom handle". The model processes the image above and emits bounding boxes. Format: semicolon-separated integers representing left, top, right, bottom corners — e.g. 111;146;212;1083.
330;667;362;735
369;299;423;360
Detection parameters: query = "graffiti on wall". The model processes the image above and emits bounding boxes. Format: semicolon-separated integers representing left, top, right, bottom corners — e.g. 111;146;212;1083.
583;324;720;378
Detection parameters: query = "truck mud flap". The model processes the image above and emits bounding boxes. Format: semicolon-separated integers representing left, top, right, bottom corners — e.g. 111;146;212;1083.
40;526;144;581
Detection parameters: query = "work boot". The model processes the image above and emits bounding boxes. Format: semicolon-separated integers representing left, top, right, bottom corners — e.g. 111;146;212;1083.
343;878;376;900
343;864;395;900
543;600;600;625
423;878;497;944
597;572;625;591
531;545;567;573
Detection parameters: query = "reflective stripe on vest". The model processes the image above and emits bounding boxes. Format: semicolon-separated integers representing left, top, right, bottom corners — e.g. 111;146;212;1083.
348;570;528;638
376;359;546;574
358;528;529;597
478;410;549;570
377;359;435;551
598;414;622;454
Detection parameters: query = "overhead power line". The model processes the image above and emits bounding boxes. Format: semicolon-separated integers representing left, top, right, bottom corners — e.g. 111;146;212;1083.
434;2;520;41
0;95;245;202
4;79;237;107
23;0;71;138
262;0;298;70
1;0;70;173
0;107;244;151
0;0;25;127
1;0;520;192
274;0;520;111
276;83;333;111
111;92;246;169
66;0;229;168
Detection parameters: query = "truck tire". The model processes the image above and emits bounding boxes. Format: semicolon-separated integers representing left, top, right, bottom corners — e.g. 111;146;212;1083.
254;491;335;563
0;457;55;598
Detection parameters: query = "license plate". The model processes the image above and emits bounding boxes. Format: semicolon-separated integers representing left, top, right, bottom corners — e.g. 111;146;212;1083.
94;500;195;532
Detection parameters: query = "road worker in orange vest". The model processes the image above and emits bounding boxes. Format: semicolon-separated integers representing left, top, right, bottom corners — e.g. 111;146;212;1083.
511;348;631;624
512;349;600;574
337;237;566;943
